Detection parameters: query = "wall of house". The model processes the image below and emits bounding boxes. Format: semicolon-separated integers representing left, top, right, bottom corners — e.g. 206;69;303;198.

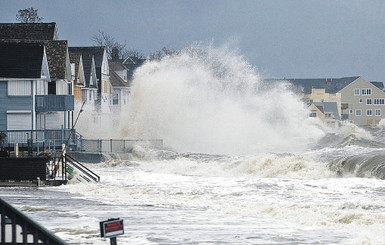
308;104;324;122
340;77;385;126
100;52;111;115
55;80;69;95
0;80;34;131
309;88;342;117
74;86;82;103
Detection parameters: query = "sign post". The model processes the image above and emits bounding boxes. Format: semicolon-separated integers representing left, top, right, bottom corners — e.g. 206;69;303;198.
100;218;124;245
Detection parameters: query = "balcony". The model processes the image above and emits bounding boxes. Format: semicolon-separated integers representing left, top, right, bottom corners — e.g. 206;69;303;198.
35;95;74;112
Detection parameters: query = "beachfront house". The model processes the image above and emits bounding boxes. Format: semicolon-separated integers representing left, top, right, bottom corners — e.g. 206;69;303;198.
69;48;98;109
0;42;51;141
68;47;112;129
309;101;340;127
339;77;385;126
69;52;86;104
274;76;385;126
0;22;75;147
109;61;130;109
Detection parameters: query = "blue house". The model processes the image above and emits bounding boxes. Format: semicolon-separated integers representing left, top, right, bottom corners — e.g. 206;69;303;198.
0;42;51;142
0;22;75;146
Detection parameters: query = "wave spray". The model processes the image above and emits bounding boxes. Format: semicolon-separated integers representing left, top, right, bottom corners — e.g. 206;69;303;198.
120;44;324;155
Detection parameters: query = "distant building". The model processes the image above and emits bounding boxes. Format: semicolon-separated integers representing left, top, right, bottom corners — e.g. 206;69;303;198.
267;76;385;126
108;60;131;127
68;47;111;116
309;101;340;127
339;77;385;126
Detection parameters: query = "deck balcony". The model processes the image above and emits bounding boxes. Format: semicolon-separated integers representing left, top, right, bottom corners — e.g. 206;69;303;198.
35;95;74;112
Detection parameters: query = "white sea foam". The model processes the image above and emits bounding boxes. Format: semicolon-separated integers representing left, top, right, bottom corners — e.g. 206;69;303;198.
119;44;325;155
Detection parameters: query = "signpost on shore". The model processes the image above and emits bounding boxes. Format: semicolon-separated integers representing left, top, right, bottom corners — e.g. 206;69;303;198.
100;218;124;245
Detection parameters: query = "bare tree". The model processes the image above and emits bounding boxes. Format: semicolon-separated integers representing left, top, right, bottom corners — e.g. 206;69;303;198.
92;30;144;60
16;7;43;23
149;47;180;61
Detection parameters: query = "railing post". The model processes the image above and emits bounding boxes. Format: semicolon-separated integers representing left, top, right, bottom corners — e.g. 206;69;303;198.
98;139;102;153
110;139;113;153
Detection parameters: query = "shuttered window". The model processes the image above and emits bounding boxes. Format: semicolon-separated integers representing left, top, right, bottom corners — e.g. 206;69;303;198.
6;111;32;130
6;111;32;143
8;80;32;96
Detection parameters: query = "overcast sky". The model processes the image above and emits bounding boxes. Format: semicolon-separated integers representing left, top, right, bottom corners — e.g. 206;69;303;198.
1;0;384;81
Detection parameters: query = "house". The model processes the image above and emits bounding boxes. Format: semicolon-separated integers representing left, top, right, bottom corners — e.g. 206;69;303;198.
68;47;112;132
0;40;74;130
68;48;98;109
0;23;74;131
339;77;385;126
69;52;86;104
0;42;51;141
68;47;111;115
109;60;131;109
309;101;340;127
122;56;146;82
269;76;385;126
308;88;342;119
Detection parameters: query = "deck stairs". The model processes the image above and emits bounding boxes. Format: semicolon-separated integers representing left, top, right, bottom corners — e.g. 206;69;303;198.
64;154;100;182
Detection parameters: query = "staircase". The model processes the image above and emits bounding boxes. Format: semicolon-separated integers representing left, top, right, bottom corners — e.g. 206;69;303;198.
65;154;100;182
47;153;100;184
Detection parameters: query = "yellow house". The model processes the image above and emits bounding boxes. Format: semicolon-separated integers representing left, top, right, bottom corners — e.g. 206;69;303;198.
308;88;342;119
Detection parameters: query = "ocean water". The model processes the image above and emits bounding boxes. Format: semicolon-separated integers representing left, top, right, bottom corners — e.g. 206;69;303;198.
2;45;385;244
1;138;385;244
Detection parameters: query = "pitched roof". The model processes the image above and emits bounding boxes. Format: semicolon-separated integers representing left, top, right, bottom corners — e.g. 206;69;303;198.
265;76;360;94
109;60;127;71
69;52;84;86
0;22;58;40
0;42;44;78
370;81;384;90
314;102;341;120
0;39;70;80
68;47;97;88
68;46;105;68
44;40;70;80
109;69;129;88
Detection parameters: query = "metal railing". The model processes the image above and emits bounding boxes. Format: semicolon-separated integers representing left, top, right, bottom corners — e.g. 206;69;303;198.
0;198;68;244
35;95;74;112
1;130;163;154
0;129;79;151
77;139;163;153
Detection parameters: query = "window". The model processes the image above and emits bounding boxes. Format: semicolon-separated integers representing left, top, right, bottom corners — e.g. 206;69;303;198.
366;98;372;105
6;111;32;143
367;109;372;116
355;109;362;116
349;109;353;114
113;93;119;105
325;113;332;118
82;90;87;103
354;89;360;95
374;99;385;105
362;88;372;95
309;112;317;117
376;109;381;116
359;99;363;103
8;80;31;96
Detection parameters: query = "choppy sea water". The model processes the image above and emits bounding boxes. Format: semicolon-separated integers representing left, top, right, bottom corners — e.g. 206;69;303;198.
2;132;385;244
3;46;385;244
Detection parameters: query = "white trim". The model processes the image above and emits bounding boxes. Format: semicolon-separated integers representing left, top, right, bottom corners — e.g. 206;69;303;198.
7;110;32;114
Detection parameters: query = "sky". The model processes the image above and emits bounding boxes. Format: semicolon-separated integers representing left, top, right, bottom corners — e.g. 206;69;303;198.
1;0;384;81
